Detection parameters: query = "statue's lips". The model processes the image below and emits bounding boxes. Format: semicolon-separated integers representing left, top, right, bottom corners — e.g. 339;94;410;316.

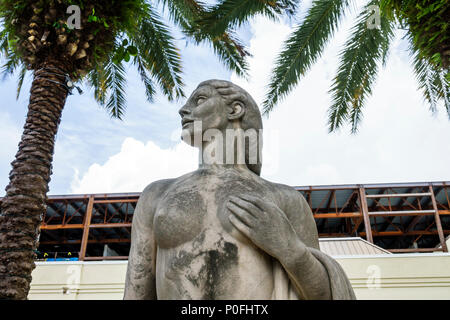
181;119;194;127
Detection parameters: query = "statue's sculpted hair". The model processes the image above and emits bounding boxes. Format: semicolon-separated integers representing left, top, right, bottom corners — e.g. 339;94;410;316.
197;79;263;176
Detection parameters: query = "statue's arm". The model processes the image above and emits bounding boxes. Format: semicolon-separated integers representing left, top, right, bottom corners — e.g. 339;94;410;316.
227;191;331;300
275;192;332;300
123;180;170;299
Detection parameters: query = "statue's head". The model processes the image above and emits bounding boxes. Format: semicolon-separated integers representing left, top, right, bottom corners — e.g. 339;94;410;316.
178;79;263;175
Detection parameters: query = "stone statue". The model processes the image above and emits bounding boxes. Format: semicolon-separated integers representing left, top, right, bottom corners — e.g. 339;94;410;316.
123;80;356;300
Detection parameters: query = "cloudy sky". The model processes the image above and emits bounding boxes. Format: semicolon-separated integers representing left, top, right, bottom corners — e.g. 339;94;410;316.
1;1;449;196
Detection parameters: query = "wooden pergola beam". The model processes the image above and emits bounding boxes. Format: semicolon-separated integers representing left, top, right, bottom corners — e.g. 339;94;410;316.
429;185;448;252
40;238;131;245
79;195;94;261
360;230;450;237
359;187;373;243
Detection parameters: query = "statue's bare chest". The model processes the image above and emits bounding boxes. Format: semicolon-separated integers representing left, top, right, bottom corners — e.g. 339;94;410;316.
153;170;272;249
152;170;276;299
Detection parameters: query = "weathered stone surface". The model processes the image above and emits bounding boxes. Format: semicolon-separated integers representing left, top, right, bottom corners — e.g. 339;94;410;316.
124;80;355;300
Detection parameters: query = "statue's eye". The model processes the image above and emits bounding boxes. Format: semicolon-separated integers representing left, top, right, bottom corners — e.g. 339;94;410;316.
196;97;206;105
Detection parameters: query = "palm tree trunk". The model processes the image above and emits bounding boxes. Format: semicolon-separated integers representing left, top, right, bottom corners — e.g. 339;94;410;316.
0;60;69;299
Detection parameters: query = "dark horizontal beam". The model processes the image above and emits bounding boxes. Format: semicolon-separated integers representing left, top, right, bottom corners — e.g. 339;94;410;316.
388;248;444;253
314;212;361;218
83;256;128;261
293;181;450;191
39;238;131;245
89;223;132;228
360;230;450;237
366;193;431;198
94;199;138;204
368;210;436;216
40;222;132;230
40;224;84;230
4;182;447;202
368;210;450;217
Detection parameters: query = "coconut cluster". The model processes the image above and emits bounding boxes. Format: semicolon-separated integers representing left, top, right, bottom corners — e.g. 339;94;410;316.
11;1;117;79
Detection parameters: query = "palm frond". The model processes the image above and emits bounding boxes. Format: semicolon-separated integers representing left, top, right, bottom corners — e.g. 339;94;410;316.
410;40;450;117
16;63;27;99
328;1;395;133
1;33;21;80
159;0;250;77
196;0;298;38
263;0;351;113
105;61;127;120
133;55;156;103
435;69;450;117
209;32;249;78
87;61;109;106
0;28;9;56
158;0;205;31
131;7;184;101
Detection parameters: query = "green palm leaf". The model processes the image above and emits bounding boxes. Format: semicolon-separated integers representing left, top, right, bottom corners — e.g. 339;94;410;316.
105;60;127;120
328;1;395;133
159;0;249;77
159;0;205;30
87;61;108;106
410;39;450;116
435;70;450;117
0;31;21;81
263;0;350;113
133;55;156;103
16;63;27;99
132;8;184;101
196;0;298;37
209;32;249;78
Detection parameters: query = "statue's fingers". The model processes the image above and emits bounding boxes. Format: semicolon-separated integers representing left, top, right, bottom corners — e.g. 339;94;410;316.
238;194;270;212
229;196;261;217
227;201;256;226
228;214;252;238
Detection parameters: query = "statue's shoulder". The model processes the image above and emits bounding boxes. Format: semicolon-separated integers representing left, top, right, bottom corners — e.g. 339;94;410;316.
141;178;175;198
137;178;176;210
264;180;308;209
265;180;319;249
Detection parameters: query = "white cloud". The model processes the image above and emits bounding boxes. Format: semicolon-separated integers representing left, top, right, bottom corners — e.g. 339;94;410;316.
70;137;197;194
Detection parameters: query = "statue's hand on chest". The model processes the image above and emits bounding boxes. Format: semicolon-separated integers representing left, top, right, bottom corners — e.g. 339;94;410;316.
153;173;273;249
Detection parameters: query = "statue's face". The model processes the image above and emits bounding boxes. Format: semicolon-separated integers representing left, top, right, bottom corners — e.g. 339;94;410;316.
179;85;230;146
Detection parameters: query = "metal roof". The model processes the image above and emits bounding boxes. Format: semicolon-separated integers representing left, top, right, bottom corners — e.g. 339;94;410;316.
319;237;392;256
1;181;448;260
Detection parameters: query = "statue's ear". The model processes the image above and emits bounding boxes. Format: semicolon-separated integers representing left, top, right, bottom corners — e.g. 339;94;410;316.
228;101;245;120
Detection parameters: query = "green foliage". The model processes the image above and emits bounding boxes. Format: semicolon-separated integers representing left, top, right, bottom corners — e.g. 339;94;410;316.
0;0;250;119
194;0;299;38
410;38;450;116
328;1;395;133
159;0;249;77
263;0;350;112
131;7;184;101
381;0;450;69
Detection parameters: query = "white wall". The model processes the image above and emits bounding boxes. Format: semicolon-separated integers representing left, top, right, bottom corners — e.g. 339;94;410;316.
28;254;450;300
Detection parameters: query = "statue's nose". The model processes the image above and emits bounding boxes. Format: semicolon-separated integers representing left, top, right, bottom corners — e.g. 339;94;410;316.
178;105;191;117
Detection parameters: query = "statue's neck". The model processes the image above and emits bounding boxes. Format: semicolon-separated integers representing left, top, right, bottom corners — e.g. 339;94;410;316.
197;124;251;172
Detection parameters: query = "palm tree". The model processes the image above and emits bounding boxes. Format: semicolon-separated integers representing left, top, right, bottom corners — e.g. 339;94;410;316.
197;0;449;132
0;0;249;299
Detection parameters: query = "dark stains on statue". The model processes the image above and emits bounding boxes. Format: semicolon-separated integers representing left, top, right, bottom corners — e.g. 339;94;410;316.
202;241;238;299
172;237;238;299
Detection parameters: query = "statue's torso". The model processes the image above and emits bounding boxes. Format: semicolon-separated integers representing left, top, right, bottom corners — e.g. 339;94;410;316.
153;168;278;299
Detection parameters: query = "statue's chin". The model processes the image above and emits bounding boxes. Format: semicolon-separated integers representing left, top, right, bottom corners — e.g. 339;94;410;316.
181;130;196;147
181;127;206;148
